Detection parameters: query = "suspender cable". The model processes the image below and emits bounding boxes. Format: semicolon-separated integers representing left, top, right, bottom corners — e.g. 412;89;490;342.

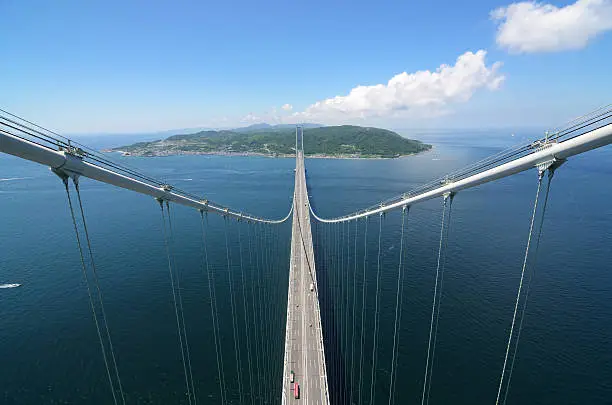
277;223;288;401
495;170;550;405
268;224;278;401
388;206;409;405
324;222;332;399
253;222;265;402
270;224;278;402
246;222;263;403
269;223;283;402
342;220;347;403
334;223;342;404
369;213;384;405
199;212;227;404
262;224;271;403
502;169;553;405
329;221;333;386
263;225;274;403
329;221;336;404
166;202;197;405
259;223;268;403
259;223;270;403
327;222;332;403
330;222;336;404
328;221;335;404
421;196;451;405
344;220;351;403
426;195;454;405
237;222;255;404
340;220;346;404
358;217;369;405
223;217;244;404
72;179;125;405
276;224;285;401
350;219;358;405
393;209;409;400
159;201;193;405
62;178;118;405
262;223;273;403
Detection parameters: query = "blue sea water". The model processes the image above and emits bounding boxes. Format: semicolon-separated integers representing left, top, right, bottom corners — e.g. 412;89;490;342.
1;130;611;404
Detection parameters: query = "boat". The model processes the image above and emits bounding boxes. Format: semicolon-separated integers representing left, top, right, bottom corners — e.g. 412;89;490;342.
0;283;21;288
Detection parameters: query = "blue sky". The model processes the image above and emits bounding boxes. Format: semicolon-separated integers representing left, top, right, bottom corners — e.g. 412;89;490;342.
1;0;611;134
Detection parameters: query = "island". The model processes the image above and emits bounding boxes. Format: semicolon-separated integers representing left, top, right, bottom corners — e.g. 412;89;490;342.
105;125;432;159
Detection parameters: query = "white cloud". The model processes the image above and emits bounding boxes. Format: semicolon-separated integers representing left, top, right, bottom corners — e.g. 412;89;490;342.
289;50;503;123
281;103;293;111
241;112;262;123
491;0;612;53
241;107;283;125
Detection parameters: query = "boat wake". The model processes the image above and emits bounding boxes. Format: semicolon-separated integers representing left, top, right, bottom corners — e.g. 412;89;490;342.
0;177;33;182
0;283;21;289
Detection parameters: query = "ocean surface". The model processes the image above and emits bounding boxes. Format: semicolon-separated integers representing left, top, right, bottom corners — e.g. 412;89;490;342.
1;130;611;404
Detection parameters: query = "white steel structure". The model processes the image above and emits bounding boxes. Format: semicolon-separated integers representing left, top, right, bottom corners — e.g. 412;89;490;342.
310;115;612;223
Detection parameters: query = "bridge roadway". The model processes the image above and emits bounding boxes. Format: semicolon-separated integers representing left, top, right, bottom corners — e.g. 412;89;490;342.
282;149;329;404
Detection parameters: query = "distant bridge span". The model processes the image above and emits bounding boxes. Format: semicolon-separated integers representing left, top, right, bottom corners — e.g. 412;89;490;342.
282;126;330;404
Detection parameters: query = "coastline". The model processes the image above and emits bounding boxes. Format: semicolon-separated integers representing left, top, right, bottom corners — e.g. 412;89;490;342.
102;146;434;160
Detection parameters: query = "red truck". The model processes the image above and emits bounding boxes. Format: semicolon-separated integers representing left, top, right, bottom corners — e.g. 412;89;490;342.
294;382;300;399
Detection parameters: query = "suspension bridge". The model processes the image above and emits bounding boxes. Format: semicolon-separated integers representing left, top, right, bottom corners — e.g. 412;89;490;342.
1;105;612;404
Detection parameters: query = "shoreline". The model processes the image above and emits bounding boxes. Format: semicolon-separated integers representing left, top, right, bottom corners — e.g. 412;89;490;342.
102;146;434;160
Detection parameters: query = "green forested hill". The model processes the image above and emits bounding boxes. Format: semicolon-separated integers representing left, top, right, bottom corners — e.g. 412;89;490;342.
301;126;430;157
109;125;431;158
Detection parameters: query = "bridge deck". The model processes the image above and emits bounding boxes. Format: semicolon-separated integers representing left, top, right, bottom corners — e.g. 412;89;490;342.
282;148;329;404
